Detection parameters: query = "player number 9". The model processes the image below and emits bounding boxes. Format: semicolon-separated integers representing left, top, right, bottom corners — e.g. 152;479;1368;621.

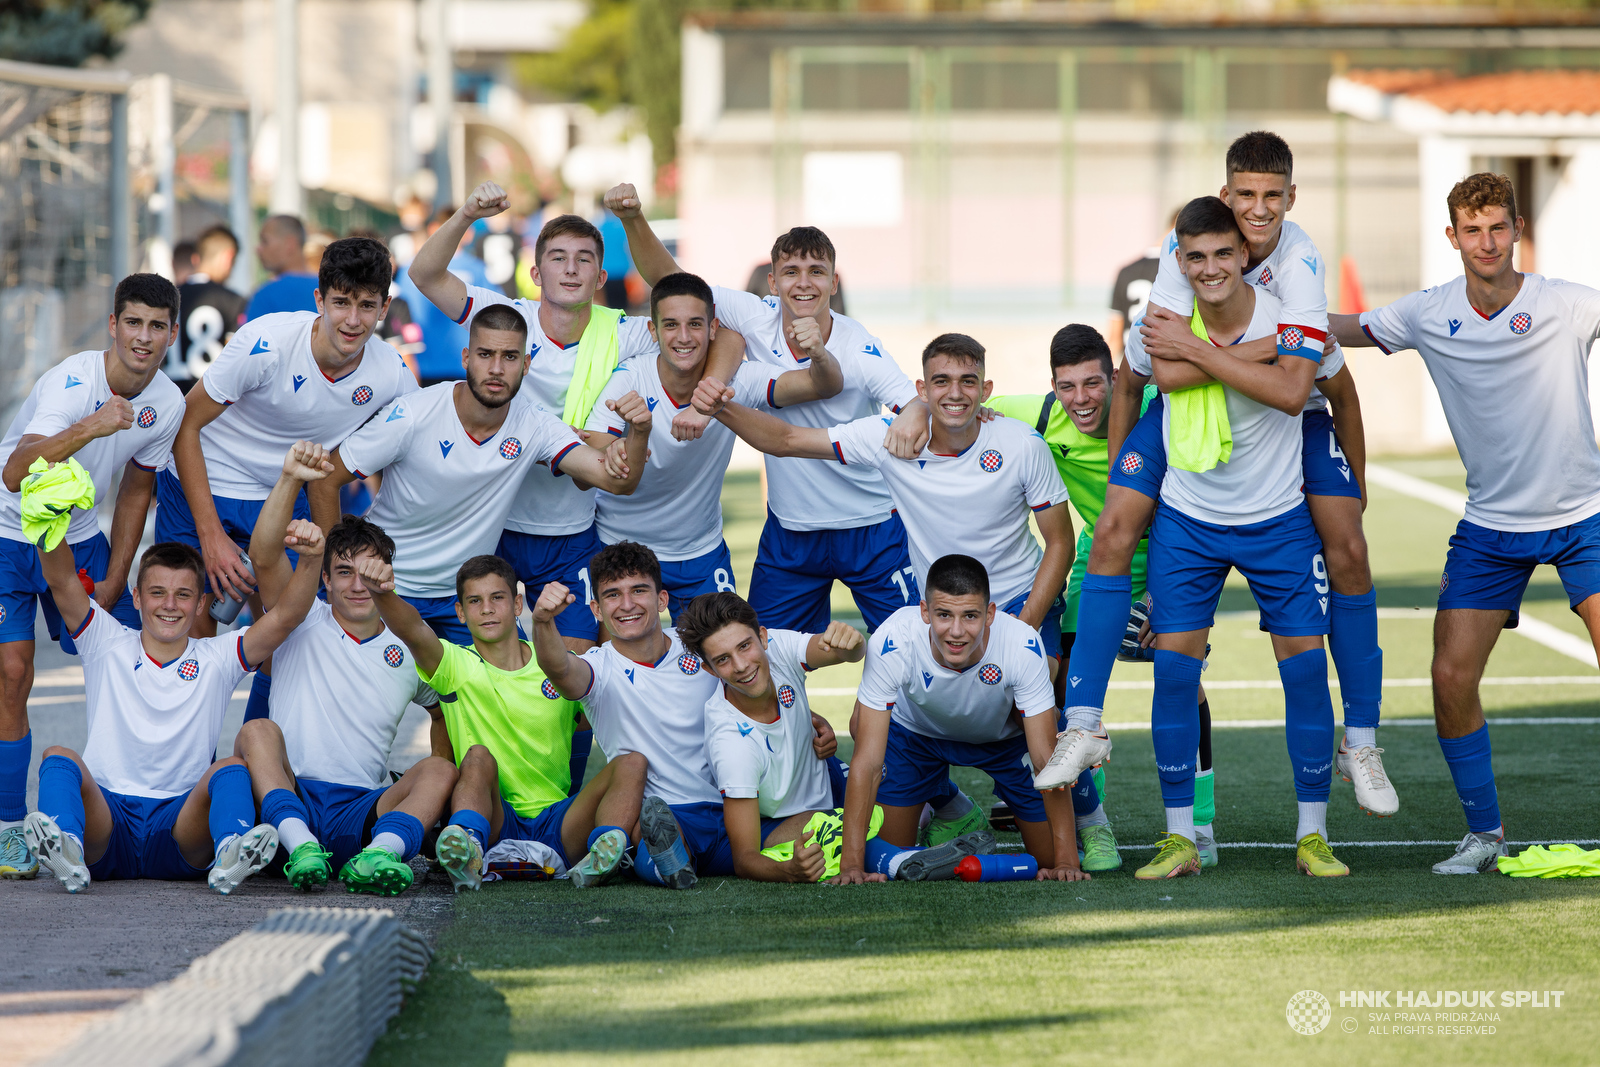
1311;552;1329;596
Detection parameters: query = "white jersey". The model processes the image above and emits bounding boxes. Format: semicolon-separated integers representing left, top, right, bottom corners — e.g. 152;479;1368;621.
1148;220;1338;411
1127;289;1313;526
267;600;441;789
857;607;1054;744
0;350;181;545
74;606;252;798
340;383;583;597
586;359;778;561
1361;273;1600;532
460;285;658;537
578;629;721;807
712;287;919;530
198;312;418;499
828;415;1068;606
702;628;832;818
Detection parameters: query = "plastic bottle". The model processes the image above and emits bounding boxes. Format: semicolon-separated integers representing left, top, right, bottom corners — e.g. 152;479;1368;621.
209;552;256;624
955;853;1039;882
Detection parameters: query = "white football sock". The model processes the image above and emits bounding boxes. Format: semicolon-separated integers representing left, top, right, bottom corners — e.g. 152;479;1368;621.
275;816;316;852
931;790;974;822
1075;804;1110;830
886;848;918;879
1296;801;1328;841
1344;726;1377;749
1165;805;1195;843
1064;706;1103;732
369;831;408;858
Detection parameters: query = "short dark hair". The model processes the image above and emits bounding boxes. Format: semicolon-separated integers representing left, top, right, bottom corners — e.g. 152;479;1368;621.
1447;172;1518;229
924;554;990;603
1225;130;1293;182
195;225;238;259
1175;196;1245;244
589;541;661;598
769;226;836;269
1049;324;1113;381
317;236;392;300
262;214;307;246
536;214;604;265
469;303;529;348
137;541;204;589
172;241;197;270
675;591;760;659
456;554;518;602
921;332;985;372
650;272;714;325
323;514;395;576
114;273;180;325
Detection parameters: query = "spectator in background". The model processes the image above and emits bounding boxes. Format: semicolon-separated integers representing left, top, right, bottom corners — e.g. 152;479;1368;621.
597;207;632;309
348;228;423;381
1105;210;1179;360
394;207;492;386
170;225;248;394
245;214;318;320
171;240;198;286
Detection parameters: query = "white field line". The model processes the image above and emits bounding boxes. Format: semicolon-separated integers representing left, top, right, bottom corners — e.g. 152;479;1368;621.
995;838;1600;852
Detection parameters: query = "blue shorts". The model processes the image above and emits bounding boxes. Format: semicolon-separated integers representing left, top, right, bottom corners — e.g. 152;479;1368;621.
498;792;576;865
1439;513;1600;627
1300;410;1361;499
87;787;206;881
298;777;387;870
665;800;736;876
403;594;473;645
827;755;848;808
877;720;1046;822
1108;393;1167;500
1148;501;1330;637
154;468;310;591
999;588;1066;659
749;511;918;632
0;533;139;651
496;525;603;642
656;541;736;622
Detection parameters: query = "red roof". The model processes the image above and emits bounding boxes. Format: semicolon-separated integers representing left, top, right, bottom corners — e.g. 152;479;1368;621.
1345;69;1600;115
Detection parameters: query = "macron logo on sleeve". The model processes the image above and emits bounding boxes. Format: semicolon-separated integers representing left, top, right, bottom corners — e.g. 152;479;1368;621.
737;722;753;738
250;338;270;355
1026;637;1042;659
880;637;897;655
386;406;406;423
864;343;882;357
64;375;82;388
439;440;454;459
1303;256;1319;275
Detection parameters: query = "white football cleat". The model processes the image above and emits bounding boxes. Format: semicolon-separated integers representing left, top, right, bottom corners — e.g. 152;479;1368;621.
209;823;279;895
1033;726;1112;791
1432;831;1508;875
1195;825;1219;869
22;812;89;893
1338;743;1399;817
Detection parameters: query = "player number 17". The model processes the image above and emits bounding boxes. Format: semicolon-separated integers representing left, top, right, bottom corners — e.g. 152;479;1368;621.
889;566;916;603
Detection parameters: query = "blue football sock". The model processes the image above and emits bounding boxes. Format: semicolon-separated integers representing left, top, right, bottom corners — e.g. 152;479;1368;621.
1280;648;1336;802
1152;649;1203;807
1328;589;1383;730
369;811;425;860
864;835;918;876
587;824;627;851
447;809;492;852
0;730;30;821
928;776;960;809
242;671;272;723
568;729;593;797
259;787;310;829
37;754;84;841
633;841;667;885
826;757;849;808
1064;574;1132;710
1438;725;1501;833
1070;767;1101;817
207;764;256;847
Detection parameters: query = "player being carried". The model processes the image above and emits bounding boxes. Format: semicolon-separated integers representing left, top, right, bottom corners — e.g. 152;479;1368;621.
0;274;184;877
1333;173;1600;874
231;441;458;895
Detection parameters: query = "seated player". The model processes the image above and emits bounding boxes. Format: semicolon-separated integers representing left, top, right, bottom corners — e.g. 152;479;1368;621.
363;553;645;891
835;554;1088;884
532;541;729;890
232;441;458;895
676;591;860;882
24;493;327;894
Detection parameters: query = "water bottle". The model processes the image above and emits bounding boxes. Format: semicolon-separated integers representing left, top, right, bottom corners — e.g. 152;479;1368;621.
956;853;1039;882
209;551;255;624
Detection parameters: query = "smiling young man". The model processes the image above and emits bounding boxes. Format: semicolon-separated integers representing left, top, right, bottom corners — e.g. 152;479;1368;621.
1332;173;1600;874
0;274;185;877
308;303;651;644
585;271;842;618
230;441;457;895
163;237;417;637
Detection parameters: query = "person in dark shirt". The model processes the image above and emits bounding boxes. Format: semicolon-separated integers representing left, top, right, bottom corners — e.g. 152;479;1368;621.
171;226;248;394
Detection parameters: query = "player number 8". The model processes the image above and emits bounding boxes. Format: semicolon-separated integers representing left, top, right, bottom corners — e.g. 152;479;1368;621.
714;568;736;593
1311;553;1329;595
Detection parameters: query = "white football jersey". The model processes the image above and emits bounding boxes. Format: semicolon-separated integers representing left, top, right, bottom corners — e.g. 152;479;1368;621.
1147;220;1339;411
828;414;1068;606
712;287;919;530
74;606;252;798
0;350;181;545
586;359;778;561
197;312;418;499
1127;289;1311;526
459;285;658;537
267;600;441;789
1362;274;1600;532
579;629;722;807
340;383;583;598
702;628;833;819
857;607;1054;744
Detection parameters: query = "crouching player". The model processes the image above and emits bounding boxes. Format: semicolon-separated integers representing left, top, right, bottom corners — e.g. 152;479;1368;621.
835;555;1088;884
365;553;647;891
233;441;458;895
676;591;861;882
25;497;326;893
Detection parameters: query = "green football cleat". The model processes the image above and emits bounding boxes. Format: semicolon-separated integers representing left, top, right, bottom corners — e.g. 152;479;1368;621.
1078;824;1122;871
0;823;38;879
284;841;332;890
1295;832;1350;878
435;825;484;893
339;846;414;896
921;800;989;848
569;828;630;888
1134;833;1201;881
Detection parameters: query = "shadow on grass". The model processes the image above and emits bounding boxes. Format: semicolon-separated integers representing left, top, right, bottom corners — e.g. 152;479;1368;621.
366;962;511;1067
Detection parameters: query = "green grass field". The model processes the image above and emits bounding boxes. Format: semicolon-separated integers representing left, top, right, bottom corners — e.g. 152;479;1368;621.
367;458;1600;1067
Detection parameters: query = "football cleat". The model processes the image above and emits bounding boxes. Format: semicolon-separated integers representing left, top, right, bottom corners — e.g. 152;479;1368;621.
340;846;415;896
569;828;631;888
1134;833;1200;880
435;825;484;893
921;800;989;848
988;801;1018;834
1337;743;1400;817
1033;726;1112;791
1295;832;1350;877
22;812;88;893
283;841;333;890
1077;824;1122;871
896;830;996;882
1195;825;1219;869
0;823;38;879
209;823;279;895
640;796;697;890
1432;831;1508;875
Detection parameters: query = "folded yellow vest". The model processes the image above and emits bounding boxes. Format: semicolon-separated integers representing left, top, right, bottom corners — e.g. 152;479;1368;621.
560;305;626;427
21;456;95;551
1165;307;1234;473
1496;843;1600;878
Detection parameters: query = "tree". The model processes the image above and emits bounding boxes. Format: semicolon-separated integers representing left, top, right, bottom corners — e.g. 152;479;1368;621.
0;0;155;67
